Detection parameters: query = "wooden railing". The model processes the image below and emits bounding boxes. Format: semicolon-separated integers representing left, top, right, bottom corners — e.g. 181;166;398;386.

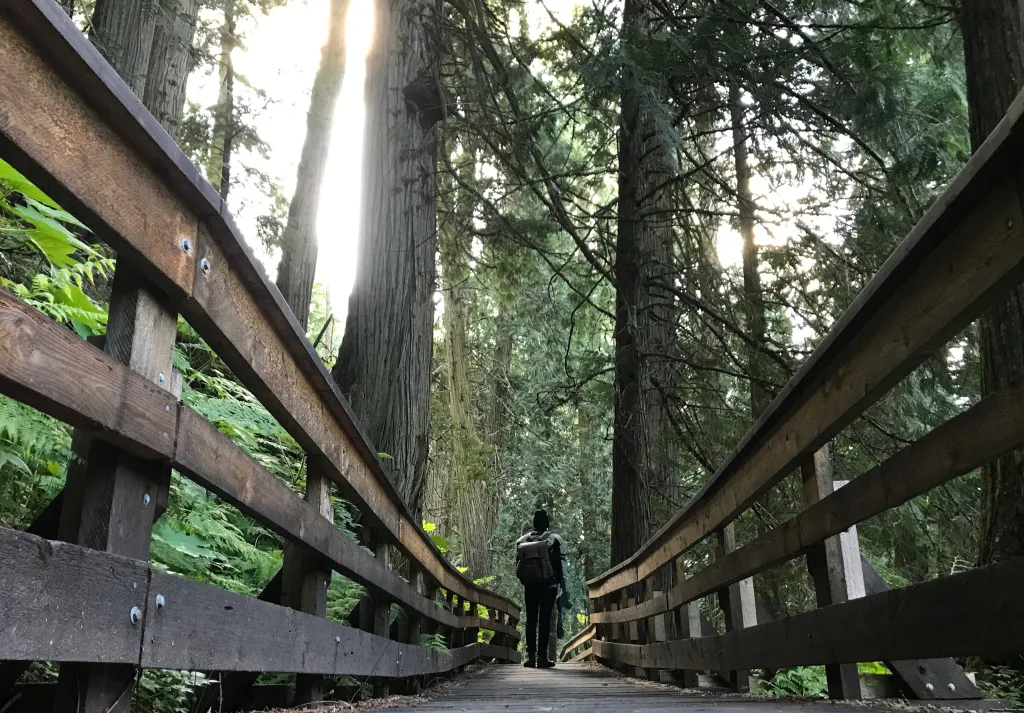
560;624;596;663
0;0;519;709
584;88;1024;699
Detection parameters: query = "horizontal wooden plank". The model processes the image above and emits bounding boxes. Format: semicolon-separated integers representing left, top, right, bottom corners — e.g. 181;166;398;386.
592;382;1024;625
143;569;508;675
570;647;594;663
0;527;147;664
0;10;197;302
0;302;512;638
593;557;1024;671
0;0;515;619
0;289;178;459
176;407;517;639
590;126;1024;597
0;528;514;674
560;625;595;660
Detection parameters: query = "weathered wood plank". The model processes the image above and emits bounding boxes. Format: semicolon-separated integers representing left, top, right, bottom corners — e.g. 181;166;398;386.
569;647;594;663
0;286;510;642
560;625;596;661
0;289;177;460
801;447;861;700
592;381;1024;626
594;556;1024;672
589;91;1024;598
0;527;147;664
0;11;198;302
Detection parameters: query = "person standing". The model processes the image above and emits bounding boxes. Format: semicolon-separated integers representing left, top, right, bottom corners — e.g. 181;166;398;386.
515;509;565;668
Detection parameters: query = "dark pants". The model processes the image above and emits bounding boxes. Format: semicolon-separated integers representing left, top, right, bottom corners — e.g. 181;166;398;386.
524;585;557;662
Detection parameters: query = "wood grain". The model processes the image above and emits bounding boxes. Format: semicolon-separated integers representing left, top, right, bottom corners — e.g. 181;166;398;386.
594;556;1024;672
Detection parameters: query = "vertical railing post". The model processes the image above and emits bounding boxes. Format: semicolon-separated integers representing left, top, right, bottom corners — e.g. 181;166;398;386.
371;539;392;697
53;268;182;713
405;566;425;695
667;556;700;687
283;456;334;705
801;444;863;700
715;523;755;692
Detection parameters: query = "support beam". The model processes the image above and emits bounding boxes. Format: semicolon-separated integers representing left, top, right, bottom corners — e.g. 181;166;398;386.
801;446;861;701
716;523;754;692
54;269;179;713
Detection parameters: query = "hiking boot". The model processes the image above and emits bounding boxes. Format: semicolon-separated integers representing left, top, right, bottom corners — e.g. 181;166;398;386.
538;659;555;668
524;658;537;668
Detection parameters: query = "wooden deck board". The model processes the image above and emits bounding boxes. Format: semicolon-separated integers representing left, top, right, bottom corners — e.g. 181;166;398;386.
392;663;872;712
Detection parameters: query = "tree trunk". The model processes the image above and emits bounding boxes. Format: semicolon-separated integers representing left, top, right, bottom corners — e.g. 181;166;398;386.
611;0;674;566
276;0;349;329
960;0;1024;567
333;0;442;518
730;85;771;420
208;1;237;200
90;0;159;97
439;182;493;577
143;0;200;137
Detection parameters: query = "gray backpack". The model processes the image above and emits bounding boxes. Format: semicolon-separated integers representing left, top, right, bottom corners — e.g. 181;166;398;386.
516;536;554;586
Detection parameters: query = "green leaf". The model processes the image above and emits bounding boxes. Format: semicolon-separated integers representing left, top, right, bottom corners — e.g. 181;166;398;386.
378;452;394;460
430;534;449;552
0;449;31;474
152;521;215;559
0;159;60;209
422;520;437;533
23;196;88;229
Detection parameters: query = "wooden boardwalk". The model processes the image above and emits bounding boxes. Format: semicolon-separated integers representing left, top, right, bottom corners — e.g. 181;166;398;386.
400;663;868;713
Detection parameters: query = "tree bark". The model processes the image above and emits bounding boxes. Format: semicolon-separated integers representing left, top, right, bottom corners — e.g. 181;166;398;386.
276;0;349;329
960;0;1024;567
90;0;160;97
611;0;673;566
143;0;200;137
439;175;494;577
333;0;442;518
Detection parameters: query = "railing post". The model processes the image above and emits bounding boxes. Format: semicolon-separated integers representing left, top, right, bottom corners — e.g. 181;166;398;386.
405;566;425;695
635;581;658;680
53;268;181;713
372;539;392;697
282;456;334;705
669;556;700;687
715;523;755;693
801;444;863;700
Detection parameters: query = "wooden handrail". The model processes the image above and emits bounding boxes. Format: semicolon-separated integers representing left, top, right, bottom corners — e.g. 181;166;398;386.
0;0;516;620
559;624;595;661
587;85;1024;600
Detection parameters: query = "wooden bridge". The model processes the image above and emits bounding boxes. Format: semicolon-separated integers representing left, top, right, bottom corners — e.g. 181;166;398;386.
0;0;1022;711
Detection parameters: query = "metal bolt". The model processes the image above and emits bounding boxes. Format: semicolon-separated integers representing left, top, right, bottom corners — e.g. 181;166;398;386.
1008;218;1014;230
335;636;341;643
925;683;934;691
181;237;192;253
130;606;142;625
159;372;165;383
165;405;171;412
155;594;166;609
143;493;151;506
948;684;956;692
200;257;211;274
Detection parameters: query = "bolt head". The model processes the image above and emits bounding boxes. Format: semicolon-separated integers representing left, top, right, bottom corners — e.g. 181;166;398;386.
926;683;934;691
948;684;956;692
155;594;166;609
143;493;151;506
200;257;211;274
158;372;165;383
181;237;192;253
335;636;341;643
130;606;142;625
